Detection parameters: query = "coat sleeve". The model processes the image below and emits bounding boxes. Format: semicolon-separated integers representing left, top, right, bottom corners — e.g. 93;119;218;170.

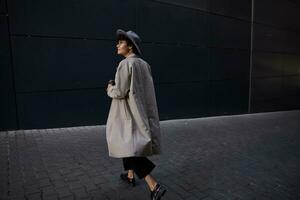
107;61;131;99
147;63;153;77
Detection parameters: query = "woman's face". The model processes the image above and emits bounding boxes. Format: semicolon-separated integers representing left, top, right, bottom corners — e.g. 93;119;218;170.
116;40;133;57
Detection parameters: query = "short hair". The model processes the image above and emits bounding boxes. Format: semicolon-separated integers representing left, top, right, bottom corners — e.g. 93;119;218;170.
117;35;139;55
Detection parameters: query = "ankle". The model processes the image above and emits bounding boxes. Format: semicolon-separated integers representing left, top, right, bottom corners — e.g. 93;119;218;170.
128;175;134;179
127;173;134;179
150;182;158;192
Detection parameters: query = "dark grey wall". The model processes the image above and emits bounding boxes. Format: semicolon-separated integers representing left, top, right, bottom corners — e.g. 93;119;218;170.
1;0;299;131
251;0;300;112
1;0;18;130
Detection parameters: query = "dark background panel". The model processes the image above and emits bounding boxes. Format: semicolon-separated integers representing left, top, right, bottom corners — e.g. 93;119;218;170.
209;48;250;80
155;0;208;11
209;14;251;49
250;99;285;113
11;37;120;93
252;52;283;78
139;0;208;46
209;0;252;21
0;0;7;14
0;15;18;130
0;91;18;130
142;44;209;83
282;76;300;96
253;29;300;54
285;31;300;54
210;80;249;115
17;89;110;129
280;93;300;110
250;0;300;113
254;0;300;32
7;0;136;38
251;77;282;102
282;54;300;76
253;24;288;53
156;82;211;120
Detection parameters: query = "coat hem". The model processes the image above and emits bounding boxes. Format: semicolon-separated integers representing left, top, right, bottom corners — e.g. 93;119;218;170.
108;152;160;158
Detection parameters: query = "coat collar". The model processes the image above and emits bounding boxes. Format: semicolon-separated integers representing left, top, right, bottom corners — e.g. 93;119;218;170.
126;53;139;59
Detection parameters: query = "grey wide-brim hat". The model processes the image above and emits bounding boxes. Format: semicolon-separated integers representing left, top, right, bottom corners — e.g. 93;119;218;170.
116;29;142;55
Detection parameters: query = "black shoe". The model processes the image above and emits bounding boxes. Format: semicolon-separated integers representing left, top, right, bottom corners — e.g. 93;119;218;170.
150;183;167;200
120;173;136;187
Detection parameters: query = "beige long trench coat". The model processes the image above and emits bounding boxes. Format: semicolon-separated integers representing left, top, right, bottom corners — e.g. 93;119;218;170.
106;54;161;158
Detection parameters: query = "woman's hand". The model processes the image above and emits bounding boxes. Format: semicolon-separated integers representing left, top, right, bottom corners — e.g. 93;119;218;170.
106;83;113;91
106;79;115;91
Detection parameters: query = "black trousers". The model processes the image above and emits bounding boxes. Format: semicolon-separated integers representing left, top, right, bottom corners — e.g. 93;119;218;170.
122;157;156;179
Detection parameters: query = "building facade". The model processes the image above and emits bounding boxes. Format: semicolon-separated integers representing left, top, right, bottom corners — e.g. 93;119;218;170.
1;0;300;130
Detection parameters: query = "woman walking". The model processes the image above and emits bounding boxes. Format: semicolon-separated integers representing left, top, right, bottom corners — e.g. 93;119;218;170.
106;29;167;200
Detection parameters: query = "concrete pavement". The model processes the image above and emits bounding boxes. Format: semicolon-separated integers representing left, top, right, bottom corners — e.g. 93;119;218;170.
0;110;300;200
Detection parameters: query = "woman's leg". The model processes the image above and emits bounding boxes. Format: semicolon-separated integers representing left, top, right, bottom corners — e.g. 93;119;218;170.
131;157;167;199
128;170;134;178
123;157;167;198
129;157;155;180
126;157;159;191
123;157;157;188
122;157;134;178
144;174;158;191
